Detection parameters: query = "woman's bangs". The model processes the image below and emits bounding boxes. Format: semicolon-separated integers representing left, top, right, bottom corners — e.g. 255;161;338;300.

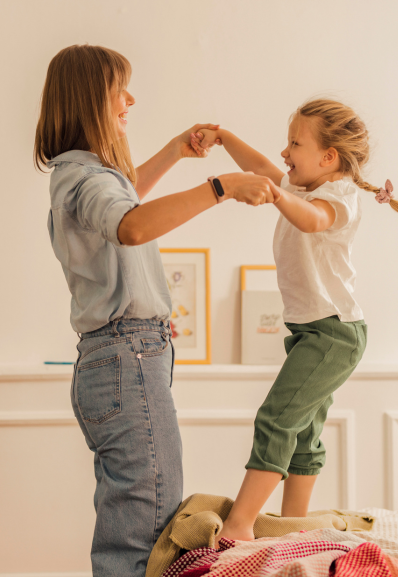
112;53;132;91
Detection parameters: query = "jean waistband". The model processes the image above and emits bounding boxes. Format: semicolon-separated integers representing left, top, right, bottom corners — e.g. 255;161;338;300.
80;317;171;340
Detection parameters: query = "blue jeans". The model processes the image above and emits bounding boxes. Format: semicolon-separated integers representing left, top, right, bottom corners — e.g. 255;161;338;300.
71;318;183;577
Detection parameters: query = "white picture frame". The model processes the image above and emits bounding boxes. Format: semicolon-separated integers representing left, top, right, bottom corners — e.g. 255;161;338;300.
241;266;289;365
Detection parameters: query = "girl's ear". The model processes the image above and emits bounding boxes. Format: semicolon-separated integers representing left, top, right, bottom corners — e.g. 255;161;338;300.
321;147;339;167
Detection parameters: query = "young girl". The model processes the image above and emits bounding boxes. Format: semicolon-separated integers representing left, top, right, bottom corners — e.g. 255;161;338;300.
191;99;396;544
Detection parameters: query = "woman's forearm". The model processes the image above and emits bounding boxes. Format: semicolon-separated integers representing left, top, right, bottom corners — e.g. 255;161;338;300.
118;170;281;246
118;182;217;245
135;137;180;199
219;130;284;185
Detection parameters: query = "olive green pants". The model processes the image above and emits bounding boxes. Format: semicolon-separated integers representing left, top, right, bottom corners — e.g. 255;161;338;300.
246;316;367;479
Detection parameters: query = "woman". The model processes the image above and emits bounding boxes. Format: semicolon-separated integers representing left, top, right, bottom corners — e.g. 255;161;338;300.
34;44;276;577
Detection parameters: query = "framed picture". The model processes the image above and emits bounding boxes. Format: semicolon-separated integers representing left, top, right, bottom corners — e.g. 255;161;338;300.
241;265;289;365
160;249;211;364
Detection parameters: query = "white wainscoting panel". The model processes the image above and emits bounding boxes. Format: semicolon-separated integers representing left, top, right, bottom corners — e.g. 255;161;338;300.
386;411;398;510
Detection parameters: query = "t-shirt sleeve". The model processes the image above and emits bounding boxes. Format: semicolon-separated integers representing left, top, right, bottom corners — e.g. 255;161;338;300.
304;187;354;231
75;172;139;246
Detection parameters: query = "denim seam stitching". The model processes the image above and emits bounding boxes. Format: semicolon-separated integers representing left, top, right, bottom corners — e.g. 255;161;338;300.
79;337;129;362
78;355;119;371
131;336;160;543
80;325;169;341
136;334;169;358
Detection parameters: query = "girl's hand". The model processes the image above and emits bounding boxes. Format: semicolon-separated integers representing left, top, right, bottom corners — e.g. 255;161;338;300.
174;123;220;159
191;129;222;155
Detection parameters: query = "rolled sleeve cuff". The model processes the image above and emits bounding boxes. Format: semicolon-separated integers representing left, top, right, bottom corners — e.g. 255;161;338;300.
106;201;137;247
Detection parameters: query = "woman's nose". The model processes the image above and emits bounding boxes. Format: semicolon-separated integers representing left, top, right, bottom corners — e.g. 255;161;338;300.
126;92;135;106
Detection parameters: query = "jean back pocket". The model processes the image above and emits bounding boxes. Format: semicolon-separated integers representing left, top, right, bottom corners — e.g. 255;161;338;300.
77;355;121;424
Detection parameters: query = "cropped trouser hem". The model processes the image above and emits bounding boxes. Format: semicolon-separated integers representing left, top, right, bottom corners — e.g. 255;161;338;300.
245;462;287;479
287;467;321;476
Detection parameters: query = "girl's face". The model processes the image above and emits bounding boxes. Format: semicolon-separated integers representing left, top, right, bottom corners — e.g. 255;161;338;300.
281;116;338;189
110;83;135;139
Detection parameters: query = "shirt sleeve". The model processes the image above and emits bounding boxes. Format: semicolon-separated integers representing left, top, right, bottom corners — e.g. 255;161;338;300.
75;172;139;247
304;186;354;231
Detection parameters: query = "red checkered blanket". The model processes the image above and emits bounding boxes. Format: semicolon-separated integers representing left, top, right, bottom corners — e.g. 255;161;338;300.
162;528;398;577
331;542;398;576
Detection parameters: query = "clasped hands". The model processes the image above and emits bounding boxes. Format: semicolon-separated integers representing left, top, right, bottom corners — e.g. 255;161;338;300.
188;127;282;207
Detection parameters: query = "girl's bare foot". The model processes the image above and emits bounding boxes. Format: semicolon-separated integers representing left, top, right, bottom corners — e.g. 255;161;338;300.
214;521;255;548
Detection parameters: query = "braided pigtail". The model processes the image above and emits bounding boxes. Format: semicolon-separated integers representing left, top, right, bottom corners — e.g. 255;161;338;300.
296;99;397;214
353;174;398;213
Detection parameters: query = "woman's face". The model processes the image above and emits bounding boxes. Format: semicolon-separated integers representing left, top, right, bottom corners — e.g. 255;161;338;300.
111;83;135;139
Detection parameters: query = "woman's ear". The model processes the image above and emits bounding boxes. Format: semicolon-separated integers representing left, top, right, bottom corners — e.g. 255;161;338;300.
321;147;339;168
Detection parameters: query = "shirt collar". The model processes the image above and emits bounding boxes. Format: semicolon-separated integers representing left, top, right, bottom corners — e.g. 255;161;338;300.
46;150;103;169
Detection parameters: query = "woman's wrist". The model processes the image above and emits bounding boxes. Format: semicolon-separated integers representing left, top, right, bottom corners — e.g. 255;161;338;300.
208;174;235;202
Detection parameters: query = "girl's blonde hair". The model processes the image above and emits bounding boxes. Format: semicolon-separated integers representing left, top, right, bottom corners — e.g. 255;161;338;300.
294;99;398;213
34;44;136;185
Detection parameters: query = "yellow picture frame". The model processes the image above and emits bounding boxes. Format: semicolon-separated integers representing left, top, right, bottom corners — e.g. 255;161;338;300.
160;248;211;365
240;265;277;291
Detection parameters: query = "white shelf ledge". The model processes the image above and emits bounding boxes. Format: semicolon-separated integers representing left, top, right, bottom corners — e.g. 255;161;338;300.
1;362;398;382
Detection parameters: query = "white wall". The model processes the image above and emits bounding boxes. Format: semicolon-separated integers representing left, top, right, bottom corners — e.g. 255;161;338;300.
1;0;398;366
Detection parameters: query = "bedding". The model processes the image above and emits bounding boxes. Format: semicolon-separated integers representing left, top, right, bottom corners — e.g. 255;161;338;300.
161;528;398;577
145;494;375;577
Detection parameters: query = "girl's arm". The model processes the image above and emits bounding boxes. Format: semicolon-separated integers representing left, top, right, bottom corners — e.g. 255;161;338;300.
191;129;285;185
269;180;336;233
135;124;219;199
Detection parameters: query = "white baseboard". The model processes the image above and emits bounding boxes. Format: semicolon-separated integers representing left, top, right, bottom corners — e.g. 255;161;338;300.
0;573;91;577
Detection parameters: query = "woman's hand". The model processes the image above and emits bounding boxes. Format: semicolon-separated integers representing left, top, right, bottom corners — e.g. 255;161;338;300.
174;123;221;159
219;173;282;206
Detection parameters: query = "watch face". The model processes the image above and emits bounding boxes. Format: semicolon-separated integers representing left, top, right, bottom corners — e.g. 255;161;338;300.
213;178;225;197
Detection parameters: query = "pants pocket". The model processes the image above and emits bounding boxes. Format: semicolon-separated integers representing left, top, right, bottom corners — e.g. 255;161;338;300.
76;355;121;424
133;330;169;357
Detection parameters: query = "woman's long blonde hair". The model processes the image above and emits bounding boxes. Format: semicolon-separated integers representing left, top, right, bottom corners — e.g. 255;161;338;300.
34;44;136;185
294;99;398;213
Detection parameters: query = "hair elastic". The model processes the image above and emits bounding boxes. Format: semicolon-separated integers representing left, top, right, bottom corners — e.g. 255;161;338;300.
375;179;394;204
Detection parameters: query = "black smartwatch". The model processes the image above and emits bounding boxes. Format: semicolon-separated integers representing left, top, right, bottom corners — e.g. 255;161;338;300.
207;176;225;202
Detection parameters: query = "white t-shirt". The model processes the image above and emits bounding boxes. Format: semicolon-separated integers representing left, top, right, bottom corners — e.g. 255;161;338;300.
273;175;364;324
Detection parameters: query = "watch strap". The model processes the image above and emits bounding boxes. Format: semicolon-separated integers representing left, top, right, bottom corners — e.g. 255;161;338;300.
207;176;225;203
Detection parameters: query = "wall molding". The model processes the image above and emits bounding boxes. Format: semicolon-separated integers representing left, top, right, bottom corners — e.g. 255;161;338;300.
1;363;398;383
0;408;356;510
0;574;91;577
178;409;355;510
385;411;398;510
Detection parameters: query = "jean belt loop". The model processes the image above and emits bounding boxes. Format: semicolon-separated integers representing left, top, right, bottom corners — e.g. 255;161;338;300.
112;317;121;338
162;319;171;335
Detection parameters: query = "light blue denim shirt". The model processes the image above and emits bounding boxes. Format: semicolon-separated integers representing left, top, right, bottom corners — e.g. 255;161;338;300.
47;150;172;334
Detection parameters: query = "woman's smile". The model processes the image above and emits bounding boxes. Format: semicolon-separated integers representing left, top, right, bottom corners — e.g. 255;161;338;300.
118;111;128;125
